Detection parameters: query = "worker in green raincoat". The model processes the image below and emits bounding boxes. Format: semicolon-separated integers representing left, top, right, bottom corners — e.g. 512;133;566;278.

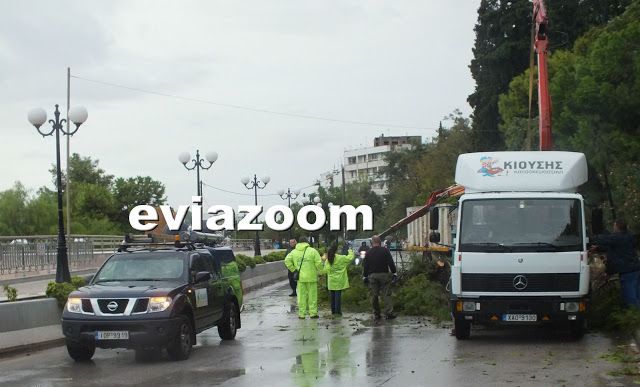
285;237;323;319
320;244;355;315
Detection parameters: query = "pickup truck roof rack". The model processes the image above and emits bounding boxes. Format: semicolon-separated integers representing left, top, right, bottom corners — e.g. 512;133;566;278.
118;233;196;252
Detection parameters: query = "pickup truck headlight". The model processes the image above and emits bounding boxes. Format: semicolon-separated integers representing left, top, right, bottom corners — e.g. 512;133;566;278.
67;298;82;313
148;297;172;313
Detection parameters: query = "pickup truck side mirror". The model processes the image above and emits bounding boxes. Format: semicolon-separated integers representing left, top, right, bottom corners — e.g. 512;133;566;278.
195;271;212;283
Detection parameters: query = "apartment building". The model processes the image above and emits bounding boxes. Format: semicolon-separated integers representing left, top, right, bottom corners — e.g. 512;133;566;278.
342;135;421;196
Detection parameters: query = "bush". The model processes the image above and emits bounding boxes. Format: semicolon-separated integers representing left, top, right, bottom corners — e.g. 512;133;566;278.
46;276;87;307
3;284;17;302
264;251;286;262
236;254;256;269
253;255;266;265
236;259;247;273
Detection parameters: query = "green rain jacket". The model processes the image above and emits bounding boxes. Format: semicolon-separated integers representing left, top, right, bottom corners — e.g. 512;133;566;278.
320;250;355;290
285;242;323;283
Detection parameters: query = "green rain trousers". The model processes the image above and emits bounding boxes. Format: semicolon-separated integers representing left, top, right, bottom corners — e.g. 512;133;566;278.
297;281;318;317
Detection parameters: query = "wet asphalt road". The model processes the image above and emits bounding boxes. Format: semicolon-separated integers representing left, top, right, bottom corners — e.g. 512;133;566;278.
0;280;638;386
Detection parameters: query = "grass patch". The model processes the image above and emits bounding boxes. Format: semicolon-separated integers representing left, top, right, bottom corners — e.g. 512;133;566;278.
601;345;640;377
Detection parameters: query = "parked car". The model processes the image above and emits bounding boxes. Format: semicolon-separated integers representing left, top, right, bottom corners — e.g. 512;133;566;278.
9;239;29;245
61;233;243;362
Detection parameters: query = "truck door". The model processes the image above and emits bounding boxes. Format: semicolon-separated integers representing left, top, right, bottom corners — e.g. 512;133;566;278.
190;254;216;328
204;254;225;322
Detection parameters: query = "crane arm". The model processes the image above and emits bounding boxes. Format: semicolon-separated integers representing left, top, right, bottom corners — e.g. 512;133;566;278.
379;185;465;239
534;0;553;151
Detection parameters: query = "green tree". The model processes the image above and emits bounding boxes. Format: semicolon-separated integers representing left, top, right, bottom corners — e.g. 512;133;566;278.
113;176;167;231
0;182;30;235
498;68;539;150
378;111;473;235
49;153;114;189
551;2;640;223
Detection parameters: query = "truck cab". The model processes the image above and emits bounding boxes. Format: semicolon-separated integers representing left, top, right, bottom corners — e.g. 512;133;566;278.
445;151;589;339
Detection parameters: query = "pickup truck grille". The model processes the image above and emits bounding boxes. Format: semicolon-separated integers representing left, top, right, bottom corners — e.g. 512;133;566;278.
97;299;129;314
461;273;580;292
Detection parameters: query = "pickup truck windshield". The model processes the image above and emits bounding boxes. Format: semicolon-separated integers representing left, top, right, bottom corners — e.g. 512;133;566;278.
95;253;187;283
459;198;583;252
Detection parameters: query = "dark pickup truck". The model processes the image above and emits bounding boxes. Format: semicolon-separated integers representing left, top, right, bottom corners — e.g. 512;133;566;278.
61;241;243;361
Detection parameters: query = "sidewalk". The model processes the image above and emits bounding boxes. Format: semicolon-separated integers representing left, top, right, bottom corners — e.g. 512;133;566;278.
0;248;279;301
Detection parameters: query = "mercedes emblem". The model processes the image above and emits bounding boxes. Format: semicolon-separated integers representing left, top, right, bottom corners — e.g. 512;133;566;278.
513;275;528;290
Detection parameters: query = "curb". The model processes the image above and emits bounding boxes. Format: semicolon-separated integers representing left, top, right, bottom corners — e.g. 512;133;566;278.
0;268;97;287
0;338;65;358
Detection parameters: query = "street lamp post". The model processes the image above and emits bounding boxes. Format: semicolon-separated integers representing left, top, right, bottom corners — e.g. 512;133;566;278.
178;150;218;196
303;194;321;247
241;174;270;256
277;187;301;240
28;104;88;283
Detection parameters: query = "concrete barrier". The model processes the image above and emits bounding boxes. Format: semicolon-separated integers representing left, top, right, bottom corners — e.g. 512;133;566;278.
0;259;290;355
240;260;289;292
0;298;64;355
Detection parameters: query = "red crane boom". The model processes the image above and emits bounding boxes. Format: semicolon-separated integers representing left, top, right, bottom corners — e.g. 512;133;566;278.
534;0;553;151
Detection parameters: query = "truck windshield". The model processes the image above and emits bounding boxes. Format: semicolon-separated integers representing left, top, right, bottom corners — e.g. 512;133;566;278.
95;253;187;283
459;198;583;252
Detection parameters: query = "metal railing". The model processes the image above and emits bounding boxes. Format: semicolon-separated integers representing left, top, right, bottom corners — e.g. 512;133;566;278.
0;235;278;275
228;239;275;251
0;235;96;275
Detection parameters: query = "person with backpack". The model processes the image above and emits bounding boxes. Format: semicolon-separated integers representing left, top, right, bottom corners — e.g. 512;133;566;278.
321;244;355;316
285;237;324;319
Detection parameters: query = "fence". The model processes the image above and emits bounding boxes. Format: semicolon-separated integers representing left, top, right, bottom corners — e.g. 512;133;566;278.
228;239;276;251
0;235;277;274
0;236;97;275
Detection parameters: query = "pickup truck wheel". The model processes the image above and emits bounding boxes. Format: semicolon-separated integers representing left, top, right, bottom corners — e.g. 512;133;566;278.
218;302;238;340
66;340;95;361
454;318;471;340
167;315;193;361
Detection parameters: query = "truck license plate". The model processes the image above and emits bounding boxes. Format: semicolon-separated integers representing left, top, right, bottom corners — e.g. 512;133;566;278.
95;331;129;340
503;314;537;322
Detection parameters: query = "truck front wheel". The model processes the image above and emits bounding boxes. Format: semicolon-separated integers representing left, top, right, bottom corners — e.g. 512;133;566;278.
454;318;471;340
568;320;585;339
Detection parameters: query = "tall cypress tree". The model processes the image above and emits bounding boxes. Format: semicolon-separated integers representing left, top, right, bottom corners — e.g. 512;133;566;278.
468;0;535;152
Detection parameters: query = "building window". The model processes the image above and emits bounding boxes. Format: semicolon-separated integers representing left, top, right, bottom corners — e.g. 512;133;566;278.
348;157;356;164
358;155;366;163
368;153;378;161
350;171;357;178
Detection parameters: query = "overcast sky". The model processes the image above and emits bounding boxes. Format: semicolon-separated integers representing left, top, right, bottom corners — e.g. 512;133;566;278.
1;0;481;215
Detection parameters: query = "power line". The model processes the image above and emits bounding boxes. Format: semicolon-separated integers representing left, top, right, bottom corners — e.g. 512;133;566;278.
200;181;318;197
71;75;439;131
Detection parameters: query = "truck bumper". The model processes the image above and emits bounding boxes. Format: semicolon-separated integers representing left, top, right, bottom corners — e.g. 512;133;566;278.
450;296;588;325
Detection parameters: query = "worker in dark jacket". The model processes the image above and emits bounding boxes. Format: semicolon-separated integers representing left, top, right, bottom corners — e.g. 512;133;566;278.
363;235;398;319
285;239;297;297
591;218;640;308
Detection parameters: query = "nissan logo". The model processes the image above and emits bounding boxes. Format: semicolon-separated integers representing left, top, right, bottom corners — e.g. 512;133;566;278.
513;275;528;290
107;301;119;311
